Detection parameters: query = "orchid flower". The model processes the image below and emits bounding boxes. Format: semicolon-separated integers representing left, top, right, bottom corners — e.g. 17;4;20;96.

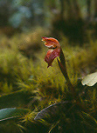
42;37;61;68
42;37;76;97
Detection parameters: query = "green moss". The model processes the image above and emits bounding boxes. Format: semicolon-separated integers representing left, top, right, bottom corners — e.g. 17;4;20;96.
0;28;97;132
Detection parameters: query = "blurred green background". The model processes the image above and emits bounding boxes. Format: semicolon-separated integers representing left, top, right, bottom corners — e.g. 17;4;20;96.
0;0;97;133
1;0;97;42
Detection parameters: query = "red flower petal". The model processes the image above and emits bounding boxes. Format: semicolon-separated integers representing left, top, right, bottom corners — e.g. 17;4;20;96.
42;37;60;49
45;48;60;68
45;50;53;63
42;37;61;68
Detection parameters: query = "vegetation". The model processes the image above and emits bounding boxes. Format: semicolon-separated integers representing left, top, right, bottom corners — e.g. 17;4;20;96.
0;27;96;132
0;0;97;133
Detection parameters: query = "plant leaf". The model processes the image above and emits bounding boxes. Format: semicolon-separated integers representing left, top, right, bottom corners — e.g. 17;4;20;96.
34;101;71;122
0;108;28;122
81;72;97;86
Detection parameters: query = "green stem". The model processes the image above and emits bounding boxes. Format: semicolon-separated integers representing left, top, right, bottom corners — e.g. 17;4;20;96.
58;48;76;97
57;59;76;97
58;48;87;112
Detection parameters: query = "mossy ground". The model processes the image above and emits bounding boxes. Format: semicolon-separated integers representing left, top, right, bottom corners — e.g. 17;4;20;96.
0;27;97;133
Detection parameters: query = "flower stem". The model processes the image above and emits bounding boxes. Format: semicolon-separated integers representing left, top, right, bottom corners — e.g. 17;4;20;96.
58;48;76;97
57;59;76;97
58;49;87;112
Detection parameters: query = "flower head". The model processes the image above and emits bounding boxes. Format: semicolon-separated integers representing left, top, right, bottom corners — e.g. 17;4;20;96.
42;37;61;68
